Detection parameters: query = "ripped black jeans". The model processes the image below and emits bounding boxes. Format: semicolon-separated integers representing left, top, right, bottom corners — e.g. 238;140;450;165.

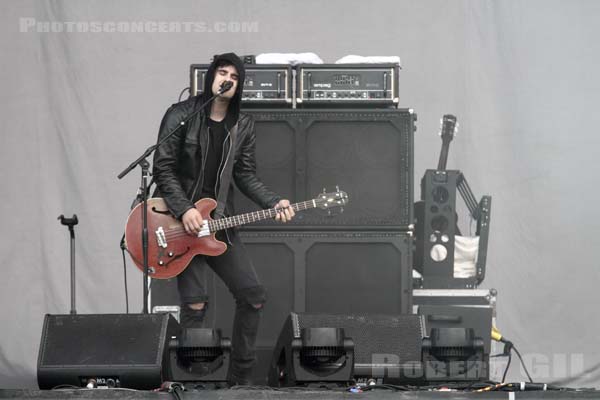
177;230;266;384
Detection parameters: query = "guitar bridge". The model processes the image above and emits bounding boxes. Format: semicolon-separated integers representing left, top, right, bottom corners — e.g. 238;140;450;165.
155;226;167;248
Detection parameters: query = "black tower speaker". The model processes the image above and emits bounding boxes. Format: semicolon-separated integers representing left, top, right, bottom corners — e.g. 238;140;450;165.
414;170;461;288
269;313;424;386
37;314;178;390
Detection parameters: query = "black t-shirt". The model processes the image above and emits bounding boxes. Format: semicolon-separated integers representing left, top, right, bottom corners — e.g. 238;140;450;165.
200;118;228;199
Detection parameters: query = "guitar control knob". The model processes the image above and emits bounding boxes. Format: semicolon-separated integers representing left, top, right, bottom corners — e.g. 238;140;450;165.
158;261;164;266
168;252;174;257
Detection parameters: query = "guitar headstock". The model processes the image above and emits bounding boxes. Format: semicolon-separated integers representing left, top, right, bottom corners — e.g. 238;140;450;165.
314;186;349;214
439;114;458;144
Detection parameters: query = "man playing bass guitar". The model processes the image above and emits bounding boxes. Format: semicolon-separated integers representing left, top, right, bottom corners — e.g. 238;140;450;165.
152;53;295;385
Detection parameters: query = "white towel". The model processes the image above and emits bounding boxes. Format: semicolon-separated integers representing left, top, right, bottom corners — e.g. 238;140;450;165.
335;55;402;66
454;235;480;278
256;52;324;65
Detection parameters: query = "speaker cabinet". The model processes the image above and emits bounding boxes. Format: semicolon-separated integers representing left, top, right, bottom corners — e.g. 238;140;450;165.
414;170;461;288
232;109;415;229
37;314;178;390
269;312;424;386
150;231;413;384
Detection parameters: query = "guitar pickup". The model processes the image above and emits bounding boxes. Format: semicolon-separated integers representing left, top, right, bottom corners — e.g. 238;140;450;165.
155;226;167;248
197;220;210;238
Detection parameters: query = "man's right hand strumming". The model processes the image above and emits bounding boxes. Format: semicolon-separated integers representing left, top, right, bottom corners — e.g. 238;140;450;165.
182;208;204;235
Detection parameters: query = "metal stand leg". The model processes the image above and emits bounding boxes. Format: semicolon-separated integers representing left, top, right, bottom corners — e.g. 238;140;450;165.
59;214;79;315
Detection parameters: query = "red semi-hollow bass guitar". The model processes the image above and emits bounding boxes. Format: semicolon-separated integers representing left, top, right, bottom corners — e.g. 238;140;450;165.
125;188;348;279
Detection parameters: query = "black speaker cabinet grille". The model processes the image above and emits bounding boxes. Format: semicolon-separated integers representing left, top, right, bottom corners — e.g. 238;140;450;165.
39;314;165;366
233;109;415;229
151;231;413;346
293;313;423;366
37;314;176;390
303;233;411;315
150;231;413;385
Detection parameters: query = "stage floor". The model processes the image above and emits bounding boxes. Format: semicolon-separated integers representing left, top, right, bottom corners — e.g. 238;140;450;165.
1;387;599;400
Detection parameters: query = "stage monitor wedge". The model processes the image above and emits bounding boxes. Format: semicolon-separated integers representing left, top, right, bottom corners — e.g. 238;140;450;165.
37;314;178;390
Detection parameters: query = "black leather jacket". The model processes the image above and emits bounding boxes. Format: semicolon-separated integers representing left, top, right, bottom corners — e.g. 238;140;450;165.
152;96;281;220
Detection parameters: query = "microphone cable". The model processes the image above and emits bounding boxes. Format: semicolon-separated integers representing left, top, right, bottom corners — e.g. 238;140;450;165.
491;326;533;383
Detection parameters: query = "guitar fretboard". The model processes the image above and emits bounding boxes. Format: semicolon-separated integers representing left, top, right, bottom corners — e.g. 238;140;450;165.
207;200;316;232
438;146;450;170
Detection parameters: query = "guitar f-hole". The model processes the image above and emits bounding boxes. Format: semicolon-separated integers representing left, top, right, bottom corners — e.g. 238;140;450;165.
151;206;171;215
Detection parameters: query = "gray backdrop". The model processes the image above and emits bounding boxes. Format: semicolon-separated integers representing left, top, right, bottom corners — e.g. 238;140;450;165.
1;0;599;389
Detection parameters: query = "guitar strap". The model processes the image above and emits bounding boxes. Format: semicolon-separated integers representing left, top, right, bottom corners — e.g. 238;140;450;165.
213;122;238;220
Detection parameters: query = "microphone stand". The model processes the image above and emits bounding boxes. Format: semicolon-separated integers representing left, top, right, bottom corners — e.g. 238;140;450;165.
58;214;79;314
117;84;231;314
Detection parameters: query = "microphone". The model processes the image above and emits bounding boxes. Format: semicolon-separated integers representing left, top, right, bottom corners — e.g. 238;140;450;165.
219;80;234;93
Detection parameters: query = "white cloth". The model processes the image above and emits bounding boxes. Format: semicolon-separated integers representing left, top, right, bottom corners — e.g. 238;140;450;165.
255;52;323;65
453;235;480;278
335;55;402;66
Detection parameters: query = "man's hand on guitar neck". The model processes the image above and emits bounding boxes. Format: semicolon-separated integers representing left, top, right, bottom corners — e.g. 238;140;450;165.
182;199;295;235
182;208;204;235
274;199;295;223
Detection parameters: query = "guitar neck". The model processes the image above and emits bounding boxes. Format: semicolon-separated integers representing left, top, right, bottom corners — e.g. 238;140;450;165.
437;114;456;171
437;143;450;170
207;200;315;232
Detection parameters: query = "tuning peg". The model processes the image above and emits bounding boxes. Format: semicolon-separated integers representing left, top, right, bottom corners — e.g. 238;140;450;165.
322;187;326;194
336;185;340;192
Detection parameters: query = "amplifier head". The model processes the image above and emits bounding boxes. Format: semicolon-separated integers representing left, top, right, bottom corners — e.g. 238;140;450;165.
190;63;293;107
296;63;400;108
